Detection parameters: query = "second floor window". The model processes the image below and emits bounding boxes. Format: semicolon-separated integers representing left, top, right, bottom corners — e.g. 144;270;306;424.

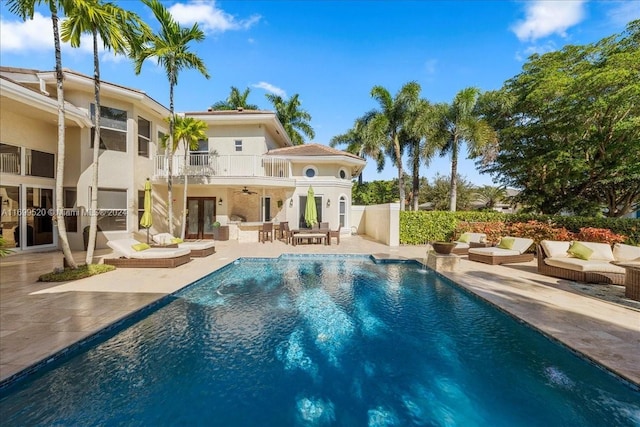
90;104;127;152
138;117;150;157
235;140;242;152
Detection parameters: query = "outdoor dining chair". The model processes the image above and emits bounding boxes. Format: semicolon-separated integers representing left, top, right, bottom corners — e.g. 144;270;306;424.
259;222;273;243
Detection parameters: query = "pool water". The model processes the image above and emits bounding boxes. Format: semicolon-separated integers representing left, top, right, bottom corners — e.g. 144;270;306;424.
1;256;638;426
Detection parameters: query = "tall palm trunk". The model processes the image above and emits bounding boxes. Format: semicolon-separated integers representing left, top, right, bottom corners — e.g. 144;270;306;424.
51;4;76;268
180;146;189;239
86;28;101;265
449;138;459;212
412;147;420;211
393;133;406;211
167;77;175;236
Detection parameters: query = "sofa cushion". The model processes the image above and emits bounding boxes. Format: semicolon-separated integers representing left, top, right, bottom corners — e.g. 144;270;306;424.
573;241;614;261
544;257;626;274
540;240;571;258
613;243;640;262
567;242;594;260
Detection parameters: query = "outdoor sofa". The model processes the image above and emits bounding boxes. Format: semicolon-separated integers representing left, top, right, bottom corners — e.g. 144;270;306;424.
537;240;640;285
153;233;216;257
468;236;534;265
451;232;487;255
105;238;192;268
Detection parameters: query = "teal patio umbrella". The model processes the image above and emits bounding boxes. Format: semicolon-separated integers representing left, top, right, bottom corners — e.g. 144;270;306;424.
304;186;318;228
140;178;153;243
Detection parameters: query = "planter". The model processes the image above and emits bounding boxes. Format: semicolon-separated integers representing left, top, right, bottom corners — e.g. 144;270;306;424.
432;241;456;255
212;225;229;241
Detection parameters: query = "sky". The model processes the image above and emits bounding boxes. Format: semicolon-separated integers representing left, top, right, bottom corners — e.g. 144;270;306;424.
1;0;638;186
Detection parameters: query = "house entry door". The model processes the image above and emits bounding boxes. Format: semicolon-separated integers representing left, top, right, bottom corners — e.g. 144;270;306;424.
186;197;216;239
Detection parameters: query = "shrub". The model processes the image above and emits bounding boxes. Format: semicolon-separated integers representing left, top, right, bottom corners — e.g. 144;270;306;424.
574;227;627;244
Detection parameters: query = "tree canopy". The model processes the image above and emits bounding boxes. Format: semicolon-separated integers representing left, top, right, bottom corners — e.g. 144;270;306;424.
479;20;640;217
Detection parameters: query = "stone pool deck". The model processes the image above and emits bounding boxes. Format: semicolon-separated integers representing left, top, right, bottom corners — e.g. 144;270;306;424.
1;235;639;387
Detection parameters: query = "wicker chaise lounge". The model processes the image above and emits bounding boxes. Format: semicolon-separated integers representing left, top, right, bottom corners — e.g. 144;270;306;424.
468;237;534;265
153;233;216;257
105;238;192;268
451;232;487;255
537;241;638;285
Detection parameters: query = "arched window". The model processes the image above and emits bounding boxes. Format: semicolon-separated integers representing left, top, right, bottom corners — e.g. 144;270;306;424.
339;195;346;227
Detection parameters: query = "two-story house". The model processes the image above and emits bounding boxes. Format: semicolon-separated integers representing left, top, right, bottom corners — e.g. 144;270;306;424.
0;67;365;251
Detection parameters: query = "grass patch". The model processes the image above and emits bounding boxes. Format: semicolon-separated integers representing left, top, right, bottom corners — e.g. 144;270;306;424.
39;264;116;282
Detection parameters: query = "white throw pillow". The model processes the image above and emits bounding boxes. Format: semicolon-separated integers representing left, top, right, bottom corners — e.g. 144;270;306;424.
613;243;640;262
540;240;571;258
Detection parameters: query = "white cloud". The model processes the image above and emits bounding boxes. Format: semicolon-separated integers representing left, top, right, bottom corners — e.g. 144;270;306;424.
515;41;558;61
0;12;54;52
168;1;261;34
606;1;640;27
511;0;586;42
252;82;286;98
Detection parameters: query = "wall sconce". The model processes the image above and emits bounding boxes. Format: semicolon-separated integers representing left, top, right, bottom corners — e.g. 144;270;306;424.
218;198;223;206
289;198;294;208
326;199;331;207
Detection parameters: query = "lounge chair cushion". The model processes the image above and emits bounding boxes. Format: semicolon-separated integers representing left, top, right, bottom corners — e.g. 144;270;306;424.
544;257;626;274
540;240;571;258
613;243;640;262
468;247;521;257
107;238;190;259
570;241;615;261
567;241;594;260
132;242;150;252
152;233;215;250
497;237;515;250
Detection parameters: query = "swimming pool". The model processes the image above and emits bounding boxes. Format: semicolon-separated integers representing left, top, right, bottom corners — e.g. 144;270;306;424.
1;256;638;426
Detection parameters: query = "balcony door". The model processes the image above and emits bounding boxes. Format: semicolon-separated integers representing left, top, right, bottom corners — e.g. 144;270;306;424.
186;197;216;239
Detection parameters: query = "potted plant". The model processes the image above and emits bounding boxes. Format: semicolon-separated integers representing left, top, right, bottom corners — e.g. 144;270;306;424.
432;241;457;255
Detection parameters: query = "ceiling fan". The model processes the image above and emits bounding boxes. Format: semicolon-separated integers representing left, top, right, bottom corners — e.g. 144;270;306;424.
235;186;258;195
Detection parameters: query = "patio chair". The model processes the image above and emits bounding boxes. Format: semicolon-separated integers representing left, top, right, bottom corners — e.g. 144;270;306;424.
468;236;534;265
329;225;341;245
259;222;273;243
279;221;292;244
152;233;216;257
105;238;191;268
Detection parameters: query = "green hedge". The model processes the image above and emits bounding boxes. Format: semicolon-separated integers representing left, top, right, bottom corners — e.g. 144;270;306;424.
399;211;640;245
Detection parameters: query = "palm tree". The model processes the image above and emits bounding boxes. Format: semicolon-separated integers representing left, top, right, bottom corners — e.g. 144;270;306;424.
265;93;314;145
167;115;208;239
330;112;385;185
133;0;210;236
475;185;507;210
368;82;422;211
431;87;497;211
7;0;77;267
408;98;439;211
211;86;258;110
62;0;146;265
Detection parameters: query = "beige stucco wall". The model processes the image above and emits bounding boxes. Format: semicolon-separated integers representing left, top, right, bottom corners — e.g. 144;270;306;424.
357;203;400;247
205;124;267;156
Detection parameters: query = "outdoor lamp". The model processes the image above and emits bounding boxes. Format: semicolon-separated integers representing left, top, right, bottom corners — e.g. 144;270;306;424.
326;199;331;207
218;198;223;206
289;198;293;207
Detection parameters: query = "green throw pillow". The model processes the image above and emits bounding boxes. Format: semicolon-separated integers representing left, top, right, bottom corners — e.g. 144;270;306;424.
171;237;184;244
497;237;515;250
458;233;470;243
567;242;593;260
131;243;150;252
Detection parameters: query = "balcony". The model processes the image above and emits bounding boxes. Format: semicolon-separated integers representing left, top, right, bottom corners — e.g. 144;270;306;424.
154;154;291;180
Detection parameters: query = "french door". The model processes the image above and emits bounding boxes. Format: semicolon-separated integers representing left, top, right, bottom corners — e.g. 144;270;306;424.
186;197;216;239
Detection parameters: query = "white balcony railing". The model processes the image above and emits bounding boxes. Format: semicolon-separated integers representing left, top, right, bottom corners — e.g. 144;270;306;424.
154;154;291;179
